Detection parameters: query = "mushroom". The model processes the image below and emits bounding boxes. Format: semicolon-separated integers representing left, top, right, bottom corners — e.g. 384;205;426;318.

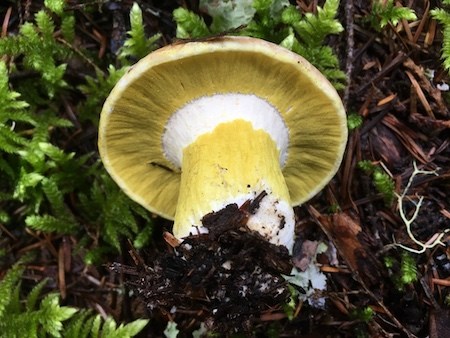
98;36;347;253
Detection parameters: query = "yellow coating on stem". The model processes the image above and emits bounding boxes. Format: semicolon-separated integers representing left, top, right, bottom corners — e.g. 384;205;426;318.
173;119;291;239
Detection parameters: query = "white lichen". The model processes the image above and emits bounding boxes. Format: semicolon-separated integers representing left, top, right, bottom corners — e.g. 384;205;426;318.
394;162;446;254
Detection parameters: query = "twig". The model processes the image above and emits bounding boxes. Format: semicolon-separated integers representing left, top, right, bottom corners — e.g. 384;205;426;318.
343;0;355;108
56;37;105;76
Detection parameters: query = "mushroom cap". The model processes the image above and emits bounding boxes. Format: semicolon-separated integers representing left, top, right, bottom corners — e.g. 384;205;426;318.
98;36;347;220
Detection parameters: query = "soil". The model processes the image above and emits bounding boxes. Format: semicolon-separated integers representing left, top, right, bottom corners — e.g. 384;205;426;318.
1;1;450;337
113;200;293;336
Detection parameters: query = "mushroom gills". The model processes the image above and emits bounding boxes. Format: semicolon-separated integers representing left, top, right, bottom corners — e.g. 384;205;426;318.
173;119;295;251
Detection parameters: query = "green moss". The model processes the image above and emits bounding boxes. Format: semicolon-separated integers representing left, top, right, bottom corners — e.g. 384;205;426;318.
358;161;395;205
0;1;156;262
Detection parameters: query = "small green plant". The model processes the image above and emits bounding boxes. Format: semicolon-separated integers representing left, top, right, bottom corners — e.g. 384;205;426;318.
352;306;374;322
431;0;450;72
367;0;417;31
358;161;395;205
119;2;161;62
399;252;418;285
384;252;418;290
351;306;375;338
44;0;66;16
347;113;363;130
173;0;346;89
445;294;450;307
0;260;148;338
283;284;300;320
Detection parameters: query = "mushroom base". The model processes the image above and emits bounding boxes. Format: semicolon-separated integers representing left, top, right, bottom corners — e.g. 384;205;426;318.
173;119;295;250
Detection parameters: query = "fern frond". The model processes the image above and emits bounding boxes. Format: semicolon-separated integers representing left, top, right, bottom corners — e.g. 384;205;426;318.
431;7;450;72
28;114;72;144
369;0;417;31
13;170;44;201
91;315;102;337
25;214;76;233
293;0;343;47
0;61;30;121
173;7;210;38
103;219;121;251
0;125;29;153
103;317;149;338
281;5;302;25
1;111;36;125
74;313;148;338
281;33;346;88
119;3;161;61
35;11;56;39
3;11;70;98
61;15;76;42
38;294;78;336
0;263;25;318
63;310;94;338
5;281;22;316
78;191;100;220
41;177;72;219
44;0;66;16
26;278;49;312
0;35;22;55
400;252;418;285
2;263;146;338
241;0;290;42
39;142;75;164
101;189;141;250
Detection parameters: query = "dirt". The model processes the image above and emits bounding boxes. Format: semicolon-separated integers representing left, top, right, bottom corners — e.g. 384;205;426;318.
112;200;293;336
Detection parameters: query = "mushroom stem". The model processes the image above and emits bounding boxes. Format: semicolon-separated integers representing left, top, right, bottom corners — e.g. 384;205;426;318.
173;119;295;251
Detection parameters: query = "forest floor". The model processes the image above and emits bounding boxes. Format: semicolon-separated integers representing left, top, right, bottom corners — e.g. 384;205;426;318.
1;1;450;337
